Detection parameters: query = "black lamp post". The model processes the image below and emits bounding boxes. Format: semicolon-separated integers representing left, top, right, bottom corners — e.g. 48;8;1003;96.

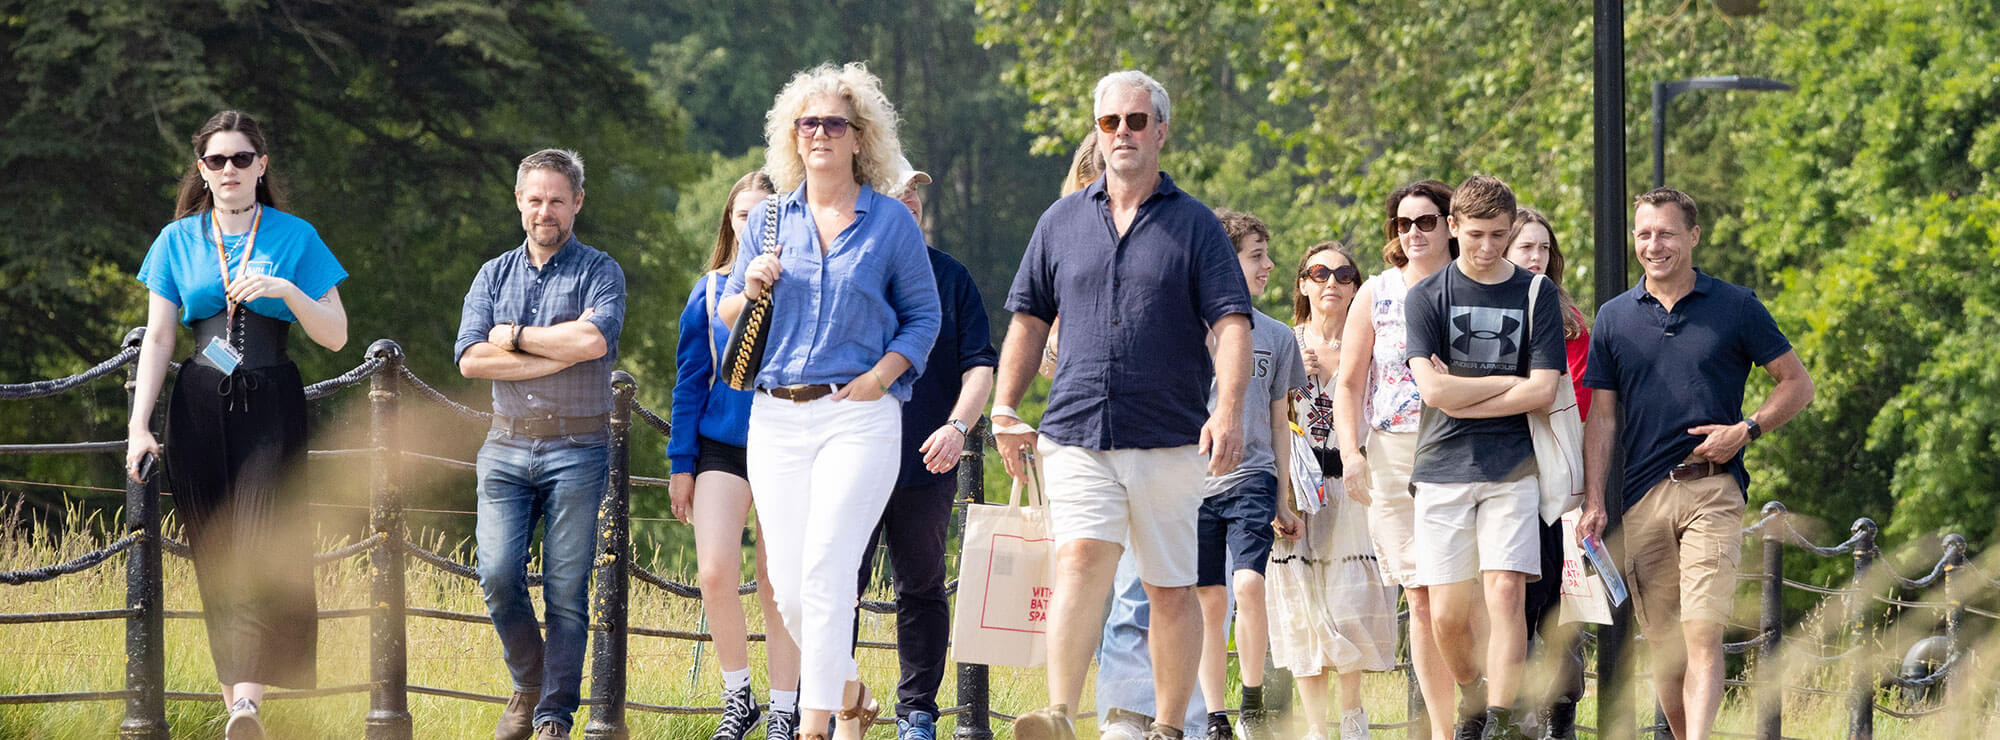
1652;75;1793;188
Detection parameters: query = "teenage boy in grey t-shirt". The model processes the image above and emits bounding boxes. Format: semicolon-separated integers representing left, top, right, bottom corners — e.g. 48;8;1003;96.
1194;210;1307;740
1403;176;1564;740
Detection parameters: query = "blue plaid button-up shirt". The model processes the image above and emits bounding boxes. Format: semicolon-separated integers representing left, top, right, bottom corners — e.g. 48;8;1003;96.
455;235;626;418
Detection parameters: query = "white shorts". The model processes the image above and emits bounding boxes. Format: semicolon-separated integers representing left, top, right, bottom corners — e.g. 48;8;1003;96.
1040;440;1208;588
1411;477;1542;586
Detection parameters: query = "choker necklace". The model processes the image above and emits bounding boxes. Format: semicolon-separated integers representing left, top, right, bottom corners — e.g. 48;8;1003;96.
217;203;256;215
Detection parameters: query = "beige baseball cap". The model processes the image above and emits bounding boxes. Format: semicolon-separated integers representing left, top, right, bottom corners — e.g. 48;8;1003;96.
890;154;932;196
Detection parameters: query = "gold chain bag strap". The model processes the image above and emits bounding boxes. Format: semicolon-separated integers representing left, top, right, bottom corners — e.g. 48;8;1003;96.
719;196;781;390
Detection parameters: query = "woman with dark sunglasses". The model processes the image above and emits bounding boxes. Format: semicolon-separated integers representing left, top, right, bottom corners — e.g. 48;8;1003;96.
1278;241;1399;740
1331;180;1459;740
717;63;941;740
126;109;349;739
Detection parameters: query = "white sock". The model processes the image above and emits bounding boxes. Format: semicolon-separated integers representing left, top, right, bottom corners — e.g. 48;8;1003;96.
723;668;752;692
770;689;799;714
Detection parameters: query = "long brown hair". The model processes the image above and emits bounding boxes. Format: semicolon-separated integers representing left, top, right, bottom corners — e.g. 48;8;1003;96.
173;110;283;219
1292;240;1359;325
708;171;776;272
1380;179;1454;268
1514;206;1584;340
1061;137;1104;196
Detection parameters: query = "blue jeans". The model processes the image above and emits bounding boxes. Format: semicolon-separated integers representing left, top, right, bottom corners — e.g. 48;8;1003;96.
1096;551;1218;731
475;428;609;731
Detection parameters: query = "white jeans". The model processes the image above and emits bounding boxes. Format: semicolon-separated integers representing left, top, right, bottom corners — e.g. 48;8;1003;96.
746;393;903;710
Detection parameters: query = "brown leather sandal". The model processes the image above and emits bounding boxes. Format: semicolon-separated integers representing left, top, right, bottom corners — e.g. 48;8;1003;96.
833;681;879;740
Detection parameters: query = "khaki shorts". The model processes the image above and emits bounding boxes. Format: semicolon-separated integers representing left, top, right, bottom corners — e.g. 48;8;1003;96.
1621;467;1746;635
1039;440;1208;588
1364;429;1422;587
1411;477;1543;586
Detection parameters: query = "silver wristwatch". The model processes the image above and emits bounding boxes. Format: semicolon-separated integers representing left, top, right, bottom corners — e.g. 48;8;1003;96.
948;418;971;436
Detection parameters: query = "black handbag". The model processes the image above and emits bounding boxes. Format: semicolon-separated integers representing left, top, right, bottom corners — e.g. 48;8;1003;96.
719;197;781;390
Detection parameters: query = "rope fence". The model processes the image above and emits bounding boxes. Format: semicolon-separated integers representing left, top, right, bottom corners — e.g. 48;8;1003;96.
3;328;1999;739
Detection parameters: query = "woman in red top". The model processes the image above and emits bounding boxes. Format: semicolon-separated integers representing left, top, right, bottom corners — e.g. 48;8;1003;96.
1505;205;1588;738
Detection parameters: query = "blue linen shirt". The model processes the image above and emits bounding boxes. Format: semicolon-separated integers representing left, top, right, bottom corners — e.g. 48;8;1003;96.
667;271;753;474
898;246;999;486
136;208;348;325
454;235;627;418
721;185;941;401
1005;173;1253;450
1580;269;1792;509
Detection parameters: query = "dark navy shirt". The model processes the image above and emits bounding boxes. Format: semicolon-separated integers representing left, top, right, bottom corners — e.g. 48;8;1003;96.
1005;173;1252;450
898;246;998;486
455;235;627;418
1580;270;1792;509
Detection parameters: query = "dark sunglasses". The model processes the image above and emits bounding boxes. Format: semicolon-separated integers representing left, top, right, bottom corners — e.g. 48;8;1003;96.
1389;213;1444;234
1302;264;1361;286
795;116;856;138
199;151;259;171
1095;112;1151;133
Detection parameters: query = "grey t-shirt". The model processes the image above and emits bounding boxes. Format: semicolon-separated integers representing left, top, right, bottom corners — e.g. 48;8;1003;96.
1403;263;1564;484
1206;310;1309;495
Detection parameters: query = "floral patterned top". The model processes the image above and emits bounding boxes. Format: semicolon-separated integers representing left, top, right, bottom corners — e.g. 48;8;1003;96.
1365;267;1423;432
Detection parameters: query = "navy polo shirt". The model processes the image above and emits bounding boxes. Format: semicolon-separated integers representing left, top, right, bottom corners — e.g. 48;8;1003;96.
1580;270;1792;509
1005;173;1252;450
899;246;998;486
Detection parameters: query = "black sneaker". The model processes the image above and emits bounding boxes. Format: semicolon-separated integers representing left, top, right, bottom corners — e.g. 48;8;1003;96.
1541;700;1576;740
1451;712;1487;740
1479;707;1526;740
766;707;799;740
1237;705;1272;740
1205;713;1233;740
712;685;761;740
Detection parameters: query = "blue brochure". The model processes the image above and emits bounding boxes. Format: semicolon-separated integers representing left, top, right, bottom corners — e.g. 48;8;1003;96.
1581;535;1629;606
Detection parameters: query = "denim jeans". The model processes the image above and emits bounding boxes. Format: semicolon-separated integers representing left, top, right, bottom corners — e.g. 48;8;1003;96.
1096;551;1216;731
475;428;609;731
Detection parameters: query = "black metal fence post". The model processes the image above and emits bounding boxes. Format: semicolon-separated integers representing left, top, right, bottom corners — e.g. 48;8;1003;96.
1847;518;1877;740
585;372;635;740
1757;501;1786;740
953;417;993;740
365;340;413;740
119;328;169;740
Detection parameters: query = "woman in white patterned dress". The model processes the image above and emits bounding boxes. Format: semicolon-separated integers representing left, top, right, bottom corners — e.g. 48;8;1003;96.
1270;241;1400;740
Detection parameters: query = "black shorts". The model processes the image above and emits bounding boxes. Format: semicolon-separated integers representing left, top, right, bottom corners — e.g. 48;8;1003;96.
695;436;748;480
1196;471;1279;587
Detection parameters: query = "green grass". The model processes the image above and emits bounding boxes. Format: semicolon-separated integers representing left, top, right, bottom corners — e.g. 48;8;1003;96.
2;500;1993;738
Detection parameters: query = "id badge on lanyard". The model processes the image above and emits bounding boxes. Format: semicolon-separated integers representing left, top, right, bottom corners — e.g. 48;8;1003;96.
204;205;263;375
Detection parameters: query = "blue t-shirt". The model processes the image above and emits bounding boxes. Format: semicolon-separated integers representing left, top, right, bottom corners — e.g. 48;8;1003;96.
667;271;754;474
136;208;348;325
1004;173;1252;450
1581;270;1792;509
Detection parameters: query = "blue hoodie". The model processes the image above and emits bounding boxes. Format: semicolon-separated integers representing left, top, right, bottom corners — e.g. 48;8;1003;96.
667;271;753;474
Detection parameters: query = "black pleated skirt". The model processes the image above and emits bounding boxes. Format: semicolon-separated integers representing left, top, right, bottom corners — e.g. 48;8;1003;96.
165;359;317;689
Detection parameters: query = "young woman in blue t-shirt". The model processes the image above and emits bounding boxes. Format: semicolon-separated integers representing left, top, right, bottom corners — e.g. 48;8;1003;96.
125;110;349;739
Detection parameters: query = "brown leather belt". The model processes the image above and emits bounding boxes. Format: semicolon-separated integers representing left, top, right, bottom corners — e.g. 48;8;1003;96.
1667;460;1724;483
491;413;608;439
762;384;839;403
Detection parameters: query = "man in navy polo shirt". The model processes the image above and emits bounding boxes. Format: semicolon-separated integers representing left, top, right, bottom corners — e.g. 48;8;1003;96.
1576;187;1814;740
991;69;1254;740
854;161;997;740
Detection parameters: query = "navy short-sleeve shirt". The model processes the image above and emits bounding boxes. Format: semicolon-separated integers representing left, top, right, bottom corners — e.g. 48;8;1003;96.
1005;173;1252;450
1581;270;1792;509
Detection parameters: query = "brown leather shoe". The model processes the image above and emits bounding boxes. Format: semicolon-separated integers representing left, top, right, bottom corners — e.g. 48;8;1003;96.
1012;705;1076;740
496;688;540;740
536;721;569;738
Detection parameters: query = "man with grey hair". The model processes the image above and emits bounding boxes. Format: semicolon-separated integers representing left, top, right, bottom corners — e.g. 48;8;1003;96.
456;148;627;740
994;69;1253;740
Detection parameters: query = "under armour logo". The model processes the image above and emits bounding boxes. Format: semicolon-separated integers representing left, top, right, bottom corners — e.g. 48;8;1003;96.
1448;307;1524;365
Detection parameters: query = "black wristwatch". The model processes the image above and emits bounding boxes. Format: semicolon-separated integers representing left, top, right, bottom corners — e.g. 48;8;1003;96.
948;418;970;436
1743;417;1764;441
